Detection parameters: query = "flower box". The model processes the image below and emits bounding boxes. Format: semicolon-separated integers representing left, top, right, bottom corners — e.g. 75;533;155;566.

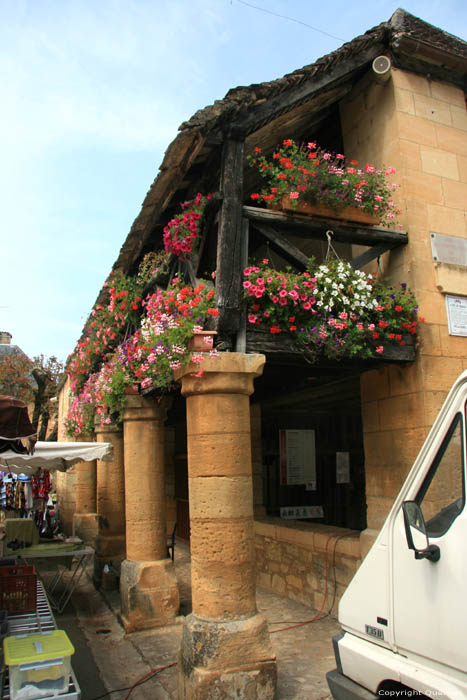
269;196;380;226
187;330;217;353
248;140;399;227
124;383;140;395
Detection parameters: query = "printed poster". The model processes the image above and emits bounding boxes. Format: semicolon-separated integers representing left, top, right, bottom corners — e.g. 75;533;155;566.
279;429;316;487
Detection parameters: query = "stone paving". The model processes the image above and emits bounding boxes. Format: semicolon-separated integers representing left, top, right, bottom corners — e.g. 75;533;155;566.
68;543;340;699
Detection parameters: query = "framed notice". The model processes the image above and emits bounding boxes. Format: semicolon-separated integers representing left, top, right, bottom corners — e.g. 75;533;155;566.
336;452;351;484
446;295;467;337
279;429;316;487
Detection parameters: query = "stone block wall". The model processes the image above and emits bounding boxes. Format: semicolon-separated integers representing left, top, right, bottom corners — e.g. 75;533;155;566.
254;519;360;614
340;67;467;542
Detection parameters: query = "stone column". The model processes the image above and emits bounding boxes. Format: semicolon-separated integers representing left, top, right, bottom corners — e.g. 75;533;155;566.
93;423;126;589
174;353;276;700
251;402;266;516
120;395;179;632
73;434;99;544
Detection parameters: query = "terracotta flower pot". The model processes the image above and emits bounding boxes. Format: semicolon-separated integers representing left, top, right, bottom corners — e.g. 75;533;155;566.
187;330;217;352
124;383;140;395
269;195;380;225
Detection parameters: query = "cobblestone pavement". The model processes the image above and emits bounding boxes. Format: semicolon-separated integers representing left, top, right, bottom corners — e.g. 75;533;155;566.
67;544;340;700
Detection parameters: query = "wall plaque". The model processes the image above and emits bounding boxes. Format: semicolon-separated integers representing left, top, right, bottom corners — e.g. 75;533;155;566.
431;233;467;266
446;295;467;336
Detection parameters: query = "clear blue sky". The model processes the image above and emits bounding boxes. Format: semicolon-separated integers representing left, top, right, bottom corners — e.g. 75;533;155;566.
1;0;466;363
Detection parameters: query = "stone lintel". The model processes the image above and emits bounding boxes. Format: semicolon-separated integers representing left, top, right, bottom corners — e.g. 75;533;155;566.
174;353;266;397
120;558;179;632
178;613;276;699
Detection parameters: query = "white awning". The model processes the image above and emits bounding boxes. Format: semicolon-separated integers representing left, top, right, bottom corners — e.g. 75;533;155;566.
0;441;114;475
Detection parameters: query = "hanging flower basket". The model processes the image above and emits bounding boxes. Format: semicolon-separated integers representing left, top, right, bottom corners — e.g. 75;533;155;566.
187;330;217;353
269;196;380;226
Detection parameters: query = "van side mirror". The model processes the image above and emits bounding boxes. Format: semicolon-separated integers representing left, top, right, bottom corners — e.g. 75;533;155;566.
402;501;441;562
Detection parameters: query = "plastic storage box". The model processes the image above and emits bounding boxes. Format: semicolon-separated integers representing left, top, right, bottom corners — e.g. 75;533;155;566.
3;630;74;699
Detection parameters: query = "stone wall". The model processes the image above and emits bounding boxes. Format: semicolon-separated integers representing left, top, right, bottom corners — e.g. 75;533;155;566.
254;518;360;614
340;67;467;549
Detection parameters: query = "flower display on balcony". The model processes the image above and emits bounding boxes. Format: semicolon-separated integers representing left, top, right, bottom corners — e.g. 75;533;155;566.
65;279;219;436
247;140;400;226
243;258;422;361
163;193;212;261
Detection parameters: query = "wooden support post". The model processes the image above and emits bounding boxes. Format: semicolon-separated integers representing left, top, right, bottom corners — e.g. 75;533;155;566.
216;137;245;349
235;217;249;353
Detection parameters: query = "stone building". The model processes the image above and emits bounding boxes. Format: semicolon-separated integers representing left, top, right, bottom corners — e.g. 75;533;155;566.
57;10;466;698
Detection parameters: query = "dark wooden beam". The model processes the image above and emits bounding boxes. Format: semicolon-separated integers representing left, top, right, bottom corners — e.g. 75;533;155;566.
232;43;386;135
253;224;309;269
245;327;416;363
216;138;245;346
244;206;408;248
350;244;392;270
261;375;361;410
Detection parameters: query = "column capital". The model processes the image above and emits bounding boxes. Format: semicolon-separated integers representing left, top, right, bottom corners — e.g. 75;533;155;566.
174;353;266;397
122;395;171;423
94;421;122;438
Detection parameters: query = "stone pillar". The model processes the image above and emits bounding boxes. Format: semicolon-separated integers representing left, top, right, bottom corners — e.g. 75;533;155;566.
174;353;276;700
251;402;266;516
93;423;126;589
56;470;75;535
73;434;99;544
120;395;179;632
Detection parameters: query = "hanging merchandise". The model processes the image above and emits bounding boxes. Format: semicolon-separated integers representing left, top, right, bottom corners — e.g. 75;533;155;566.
31;470;52;499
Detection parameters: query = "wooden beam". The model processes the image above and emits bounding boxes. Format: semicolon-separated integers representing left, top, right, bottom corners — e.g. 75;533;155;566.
350;244;392;270
243;206;408;248
253;223;309;269
245;327;416;363
235;218;250;353
216;138;245;344
261;375;361;410
232;43;386;135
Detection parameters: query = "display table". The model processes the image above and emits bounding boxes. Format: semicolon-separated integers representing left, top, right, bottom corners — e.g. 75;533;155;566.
4;520;39;555
18;545;94;614
2;580;81;699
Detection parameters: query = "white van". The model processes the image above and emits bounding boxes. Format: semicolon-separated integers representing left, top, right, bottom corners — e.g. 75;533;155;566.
327;370;467;699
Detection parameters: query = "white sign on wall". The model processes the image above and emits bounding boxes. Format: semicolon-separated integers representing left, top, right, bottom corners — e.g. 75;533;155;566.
446;295;467;337
431;233;467;266
336;451;351;484
279;429;316;487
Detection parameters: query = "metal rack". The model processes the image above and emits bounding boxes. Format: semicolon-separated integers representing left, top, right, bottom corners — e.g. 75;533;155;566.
2;580;81;699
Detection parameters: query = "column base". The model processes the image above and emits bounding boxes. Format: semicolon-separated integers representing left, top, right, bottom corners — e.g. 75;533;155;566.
178;613;276;700
120;558;180;632
93;535;126;589
73;513;99;545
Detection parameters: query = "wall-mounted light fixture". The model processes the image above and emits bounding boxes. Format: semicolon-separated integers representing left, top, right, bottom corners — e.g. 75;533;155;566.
372;55;392;82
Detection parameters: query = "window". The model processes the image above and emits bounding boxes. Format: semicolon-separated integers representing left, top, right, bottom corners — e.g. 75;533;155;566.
416;412;465;538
